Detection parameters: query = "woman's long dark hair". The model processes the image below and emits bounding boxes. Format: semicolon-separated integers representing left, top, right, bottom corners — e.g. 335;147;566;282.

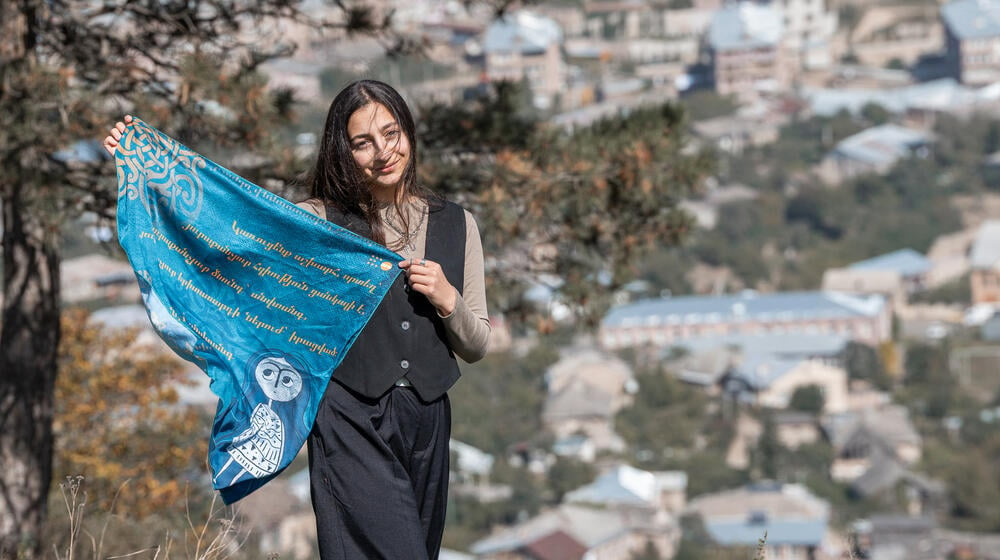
309;79;433;248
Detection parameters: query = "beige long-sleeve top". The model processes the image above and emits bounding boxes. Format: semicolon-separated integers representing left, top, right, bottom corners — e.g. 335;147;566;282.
297;198;491;363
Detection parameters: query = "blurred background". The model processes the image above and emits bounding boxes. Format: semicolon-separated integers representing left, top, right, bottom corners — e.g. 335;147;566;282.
3;0;1000;557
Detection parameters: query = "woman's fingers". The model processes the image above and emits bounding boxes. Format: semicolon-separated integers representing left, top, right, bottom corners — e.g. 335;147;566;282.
103;115;134;156
398;258;456;314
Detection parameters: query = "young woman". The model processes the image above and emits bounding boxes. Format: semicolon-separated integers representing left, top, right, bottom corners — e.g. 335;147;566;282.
104;80;491;559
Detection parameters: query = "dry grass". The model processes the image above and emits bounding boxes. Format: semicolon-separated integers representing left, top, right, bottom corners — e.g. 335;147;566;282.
51;476;251;560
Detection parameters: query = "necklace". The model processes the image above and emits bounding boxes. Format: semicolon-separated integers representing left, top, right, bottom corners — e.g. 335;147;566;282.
384;205;426;253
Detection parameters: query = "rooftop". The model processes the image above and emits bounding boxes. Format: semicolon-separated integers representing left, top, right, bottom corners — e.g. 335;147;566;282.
482;10;562;54
565;464;687;507
848;248;931;277
686;483;829;546
832;124;932;166
941;0;1000;40
602;291;886;329
708;2;783;52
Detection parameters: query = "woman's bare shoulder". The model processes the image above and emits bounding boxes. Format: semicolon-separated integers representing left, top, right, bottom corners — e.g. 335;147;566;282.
296;198;326;219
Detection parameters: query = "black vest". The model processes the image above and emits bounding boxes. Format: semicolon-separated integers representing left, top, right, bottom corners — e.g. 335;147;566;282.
325;200;466;402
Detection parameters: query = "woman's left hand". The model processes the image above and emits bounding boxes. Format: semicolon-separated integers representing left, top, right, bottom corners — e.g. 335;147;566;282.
399;258;457;316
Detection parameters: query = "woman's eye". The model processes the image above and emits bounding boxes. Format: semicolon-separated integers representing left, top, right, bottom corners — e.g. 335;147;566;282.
262;367;276;379
385;130;399;138
352;140;370;150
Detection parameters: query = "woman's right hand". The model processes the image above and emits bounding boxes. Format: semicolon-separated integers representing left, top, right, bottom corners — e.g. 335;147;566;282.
102;115;133;156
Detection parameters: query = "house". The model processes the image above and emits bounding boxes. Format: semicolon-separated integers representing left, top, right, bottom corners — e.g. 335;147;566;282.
969;219;1000;304
846;4;943;68
847;249;931;294
564;464;688;515
823;405;922;483
481;10;565;110
600;290;891;350
721;352;849;413
685;482;838;560
818;124;933;183
552;434;597;463
941;0;1000;86
757;0;838;69
822;248;932;306
542;378;627;453
542;348;635;454
691;111;784;156
707;2;790;103
470;503;680;560
804;77;1000;121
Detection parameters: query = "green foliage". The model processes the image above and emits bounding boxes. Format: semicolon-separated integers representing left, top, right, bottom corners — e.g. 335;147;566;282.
900;342;955;418
630;540;662;560
843;341;892;390
421;85;713;326
752;414;781;480
546;457;597;503
448;343;555;454
789;385;826;413
615;368;708;452
910;274;972;306
680;91;739;121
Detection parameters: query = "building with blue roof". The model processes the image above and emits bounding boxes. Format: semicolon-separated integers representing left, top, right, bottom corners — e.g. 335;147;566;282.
941;0;1000;85
707;2;790;103
599;290;891;350
849;248;931;279
480;10;565;110
686;482;835;557
565;464;688;513
818;123;933;184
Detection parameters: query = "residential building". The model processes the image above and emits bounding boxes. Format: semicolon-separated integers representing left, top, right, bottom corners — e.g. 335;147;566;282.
565;464;688;515
817;123;933;183
481;10;565;110
823;404;922;483
761;0;838;69
722;352;849;413
707;2;791;103
969;219;1000;304
941;0;1000;86
691;112;784;157
847;249;931;294
805;77;1000;120
600;290;891;350
542;348;634;453
847;4;942;68
470;503;680;559
822;248;932;307
685;482;839;559
543;378;627;454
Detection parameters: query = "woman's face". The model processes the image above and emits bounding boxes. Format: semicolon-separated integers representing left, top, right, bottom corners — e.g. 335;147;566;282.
346;102;411;200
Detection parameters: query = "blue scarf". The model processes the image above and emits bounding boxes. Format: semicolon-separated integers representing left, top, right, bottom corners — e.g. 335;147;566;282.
116;119;401;503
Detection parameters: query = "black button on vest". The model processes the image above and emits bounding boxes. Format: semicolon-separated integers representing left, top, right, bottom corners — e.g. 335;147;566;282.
324;200;467;402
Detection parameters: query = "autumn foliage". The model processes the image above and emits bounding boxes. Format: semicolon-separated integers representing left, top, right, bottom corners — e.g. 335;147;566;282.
55;308;208;518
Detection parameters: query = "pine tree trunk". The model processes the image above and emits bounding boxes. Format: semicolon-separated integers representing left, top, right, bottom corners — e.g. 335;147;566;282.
0;181;60;558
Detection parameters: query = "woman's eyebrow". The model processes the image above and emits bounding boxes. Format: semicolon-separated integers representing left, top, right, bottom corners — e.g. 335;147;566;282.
380;122;399;132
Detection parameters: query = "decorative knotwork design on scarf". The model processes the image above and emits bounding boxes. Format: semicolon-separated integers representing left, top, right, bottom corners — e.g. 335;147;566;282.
116;120;205;221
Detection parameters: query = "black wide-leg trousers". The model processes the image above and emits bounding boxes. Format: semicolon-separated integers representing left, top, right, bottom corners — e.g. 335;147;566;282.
307;380;451;560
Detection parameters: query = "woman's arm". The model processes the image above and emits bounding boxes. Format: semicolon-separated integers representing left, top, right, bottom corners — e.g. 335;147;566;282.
439;211;491;363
